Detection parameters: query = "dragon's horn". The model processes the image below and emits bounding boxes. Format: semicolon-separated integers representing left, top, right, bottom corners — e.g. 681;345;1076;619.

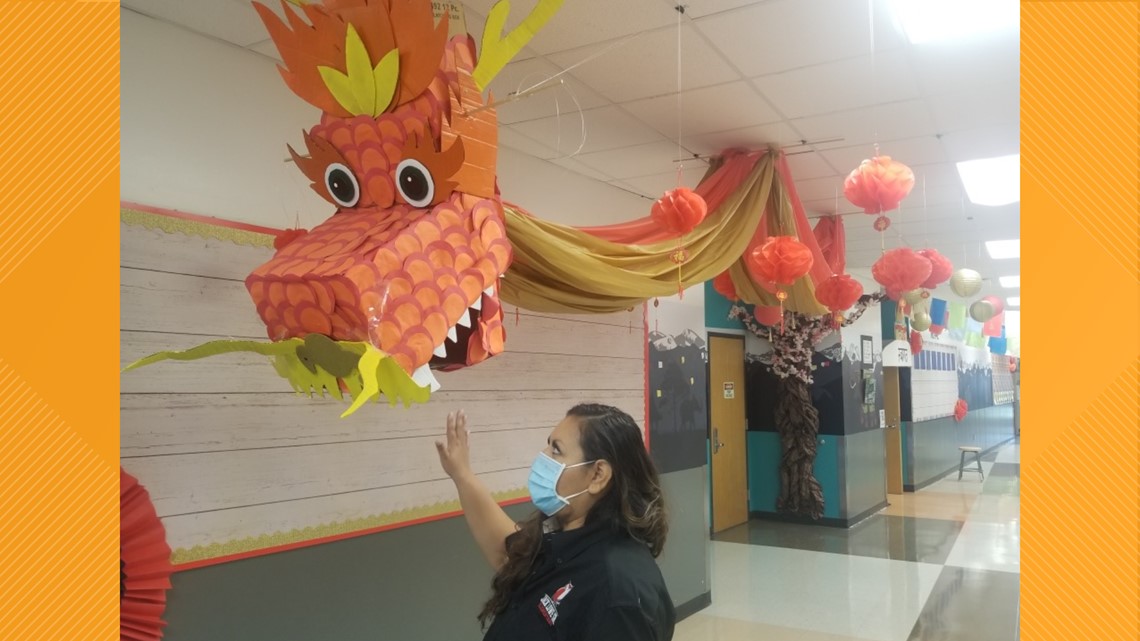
472;0;564;91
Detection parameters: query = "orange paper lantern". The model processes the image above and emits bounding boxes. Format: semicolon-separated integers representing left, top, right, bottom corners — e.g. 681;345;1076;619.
917;248;954;289
872;248;932;300
843;155;915;214
651;187;708;235
954;398;968;422
814;274;864;315
750;236;814;286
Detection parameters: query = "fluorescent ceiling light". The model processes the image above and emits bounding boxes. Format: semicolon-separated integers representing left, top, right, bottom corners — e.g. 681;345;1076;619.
956;154;1020;206
891;0;1019;45
999;275;1020;288
985;239;1020;259
1007;296;1020;307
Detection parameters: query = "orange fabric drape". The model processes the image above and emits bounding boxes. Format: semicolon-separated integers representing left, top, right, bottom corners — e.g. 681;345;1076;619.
813;215;846;274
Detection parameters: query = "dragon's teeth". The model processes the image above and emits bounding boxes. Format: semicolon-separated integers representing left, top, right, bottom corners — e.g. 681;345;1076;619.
471;298;482;311
447;325;458;343
412;364;441;392
484;286;495;297
457;309;472;328
433;342;447;358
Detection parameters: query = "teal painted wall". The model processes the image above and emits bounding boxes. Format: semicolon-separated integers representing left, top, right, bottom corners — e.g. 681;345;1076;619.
881;299;898;339
902;404;1015;489
843;429;888;519
747;431;841;520
901;421;913;486
704;281;743;331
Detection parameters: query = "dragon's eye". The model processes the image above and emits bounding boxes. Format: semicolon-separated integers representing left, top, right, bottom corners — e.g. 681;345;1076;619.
395;158;435;208
324;163;360;208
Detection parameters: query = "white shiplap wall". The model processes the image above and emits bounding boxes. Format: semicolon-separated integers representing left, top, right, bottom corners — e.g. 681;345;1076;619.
120;219;645;561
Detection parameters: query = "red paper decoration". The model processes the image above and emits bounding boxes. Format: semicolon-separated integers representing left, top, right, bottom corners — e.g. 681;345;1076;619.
121;468;173;641
843;155;916;214
981;295;1005;316
954;398;969;422
930;324;945;337
754;305;783;326
815;274;864;317
750;236;814;286
273;228;309;251
712;271;738;301
910;329;923;355
651;187;708;235
917;248;953;289
872;248;933;300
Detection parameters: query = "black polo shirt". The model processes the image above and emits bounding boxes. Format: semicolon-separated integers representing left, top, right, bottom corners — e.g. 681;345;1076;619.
482;518;675;641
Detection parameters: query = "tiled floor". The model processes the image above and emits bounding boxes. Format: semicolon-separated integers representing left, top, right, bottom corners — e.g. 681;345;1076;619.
677;441;1020;641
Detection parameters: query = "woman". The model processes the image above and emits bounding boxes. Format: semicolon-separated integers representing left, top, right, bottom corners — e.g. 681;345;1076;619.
435;404;675;640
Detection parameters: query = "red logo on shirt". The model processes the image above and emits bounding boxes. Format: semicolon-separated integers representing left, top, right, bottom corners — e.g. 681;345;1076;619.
538;582;574;625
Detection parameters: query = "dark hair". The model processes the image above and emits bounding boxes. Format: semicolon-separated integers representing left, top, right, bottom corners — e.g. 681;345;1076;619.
478;404;668;627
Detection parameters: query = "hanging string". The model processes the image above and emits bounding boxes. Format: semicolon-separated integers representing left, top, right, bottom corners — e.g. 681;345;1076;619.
675;4;685;186
868;0;878;150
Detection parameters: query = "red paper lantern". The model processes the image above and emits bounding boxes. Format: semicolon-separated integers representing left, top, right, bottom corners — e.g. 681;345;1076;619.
981;295;1005;316
651;187;708;235
843;155;916;214
712;271;738;301
910;330;923;355
815;274;864;315
954;398;968;422
872;248;932;300
917;248;953;289
754;305;783;326
750;236;814;286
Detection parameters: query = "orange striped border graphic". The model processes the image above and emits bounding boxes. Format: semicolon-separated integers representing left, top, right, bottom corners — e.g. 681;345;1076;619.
1022;2;1139;640
0;1;119;640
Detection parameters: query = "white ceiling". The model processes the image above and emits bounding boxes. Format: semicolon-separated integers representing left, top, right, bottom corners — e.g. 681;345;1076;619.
120;0;1021;299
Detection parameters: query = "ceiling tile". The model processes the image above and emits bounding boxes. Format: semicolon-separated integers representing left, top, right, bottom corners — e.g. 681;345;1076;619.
909;36;1019;97
486;58;609;124
686;121;802;155
753;50;922;119
678;0;766;18
695;0;906;77
939;125;1020;163
548;25;739;104
511;105;665;155
124;0;276;46
622;81;781;139
792;175;845;202
573;141;691;180
785;151;837;181
928;83;1019;133
549;156;615;181
463;0;678;55
821;136;947;175
498;126;560;159
621;165;714;196
790;99;938;149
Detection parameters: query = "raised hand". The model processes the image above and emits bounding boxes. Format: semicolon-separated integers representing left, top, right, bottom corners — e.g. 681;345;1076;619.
435;410;473;482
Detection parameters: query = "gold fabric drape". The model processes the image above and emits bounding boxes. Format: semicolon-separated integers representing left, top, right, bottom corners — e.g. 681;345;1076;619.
723;173;829;316
500;154;776;313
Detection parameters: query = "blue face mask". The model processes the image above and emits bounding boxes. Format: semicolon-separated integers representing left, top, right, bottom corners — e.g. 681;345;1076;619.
528;452;596;516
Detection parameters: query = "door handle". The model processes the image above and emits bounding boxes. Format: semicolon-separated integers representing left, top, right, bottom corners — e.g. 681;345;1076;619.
712;428;725;453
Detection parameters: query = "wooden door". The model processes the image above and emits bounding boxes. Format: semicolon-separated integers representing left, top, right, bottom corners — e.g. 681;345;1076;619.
709;335;748;532
883;367;904;495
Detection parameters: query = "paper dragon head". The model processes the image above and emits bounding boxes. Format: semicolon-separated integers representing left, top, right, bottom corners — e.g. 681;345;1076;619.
246;0;558;391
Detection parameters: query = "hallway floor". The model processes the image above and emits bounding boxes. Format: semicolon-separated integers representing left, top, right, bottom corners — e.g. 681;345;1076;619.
678;441;1020;641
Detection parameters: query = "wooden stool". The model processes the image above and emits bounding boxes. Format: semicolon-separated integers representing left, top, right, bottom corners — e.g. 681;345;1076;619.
958;446;984;481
